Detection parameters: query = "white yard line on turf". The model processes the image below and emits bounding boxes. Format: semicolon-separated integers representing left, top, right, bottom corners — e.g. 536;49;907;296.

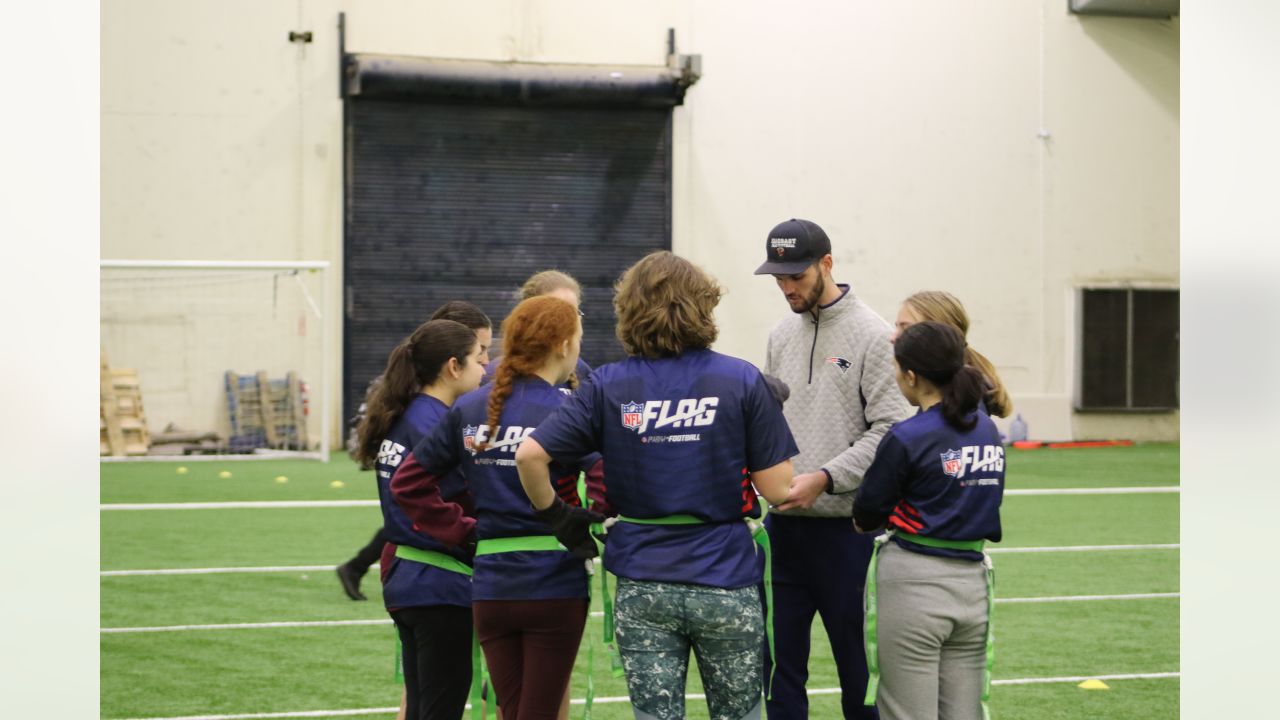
101;593;1179;634
100;486;1179;511
100;543;1181;577
989;543;1179;553
101;565;361;577
112;672;1181;719
102;619;391;634
102;500;379;510
1005;486;1178;496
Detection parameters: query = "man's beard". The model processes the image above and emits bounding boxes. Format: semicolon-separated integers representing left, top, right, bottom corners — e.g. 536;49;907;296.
791;272;826;314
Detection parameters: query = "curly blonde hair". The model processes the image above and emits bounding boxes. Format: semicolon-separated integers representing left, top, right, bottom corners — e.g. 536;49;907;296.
614;251;722;359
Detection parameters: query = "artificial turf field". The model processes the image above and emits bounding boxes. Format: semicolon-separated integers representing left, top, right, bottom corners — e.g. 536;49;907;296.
101;443;1179;719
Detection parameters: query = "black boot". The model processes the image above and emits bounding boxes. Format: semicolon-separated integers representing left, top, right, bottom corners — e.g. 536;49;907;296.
336;562;367;601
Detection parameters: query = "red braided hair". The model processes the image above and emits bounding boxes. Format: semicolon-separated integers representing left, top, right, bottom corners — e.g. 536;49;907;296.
479;296;580;450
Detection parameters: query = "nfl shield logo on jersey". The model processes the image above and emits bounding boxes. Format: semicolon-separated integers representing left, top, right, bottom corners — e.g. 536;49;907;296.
940;448;964;478
621;401;644;432
462;425;478;455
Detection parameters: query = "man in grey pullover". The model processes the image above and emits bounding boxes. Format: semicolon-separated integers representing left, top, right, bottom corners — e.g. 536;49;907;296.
755;218;912;719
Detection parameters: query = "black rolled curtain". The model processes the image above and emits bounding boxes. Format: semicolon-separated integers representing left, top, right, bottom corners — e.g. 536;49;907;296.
342;55;683;425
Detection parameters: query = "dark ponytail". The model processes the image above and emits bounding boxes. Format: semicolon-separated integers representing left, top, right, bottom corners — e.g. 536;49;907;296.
894;321;990;431
353;319;477;469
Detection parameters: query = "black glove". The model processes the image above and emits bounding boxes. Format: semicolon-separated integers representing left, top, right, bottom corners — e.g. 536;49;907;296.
534;497;607;559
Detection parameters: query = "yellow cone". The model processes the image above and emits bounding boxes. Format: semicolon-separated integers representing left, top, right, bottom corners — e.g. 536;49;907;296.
1078;679;1110;690
330;480;345;488
218;470;232;478
275;476;289;484
175;467;189;475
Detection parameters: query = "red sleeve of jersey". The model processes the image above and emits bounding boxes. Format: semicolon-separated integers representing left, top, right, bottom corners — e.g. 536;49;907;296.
390;451;476;548
583;457;613;517
378;542;397;586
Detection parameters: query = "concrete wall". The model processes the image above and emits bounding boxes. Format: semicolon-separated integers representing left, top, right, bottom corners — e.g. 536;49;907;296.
102;1;1179;445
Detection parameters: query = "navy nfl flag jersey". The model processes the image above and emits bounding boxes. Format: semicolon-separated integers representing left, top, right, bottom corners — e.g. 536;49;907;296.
376;395;473;609
531;349;799;589
853;404;1005;561
393;377;606;602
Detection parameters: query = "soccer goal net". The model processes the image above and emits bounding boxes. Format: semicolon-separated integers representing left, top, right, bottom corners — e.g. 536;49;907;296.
100;260;330;461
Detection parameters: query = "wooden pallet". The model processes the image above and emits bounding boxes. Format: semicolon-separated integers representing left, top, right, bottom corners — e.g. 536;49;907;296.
101;351;151;456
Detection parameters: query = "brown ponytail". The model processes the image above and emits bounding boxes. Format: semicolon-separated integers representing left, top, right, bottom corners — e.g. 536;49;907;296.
353;319;477;468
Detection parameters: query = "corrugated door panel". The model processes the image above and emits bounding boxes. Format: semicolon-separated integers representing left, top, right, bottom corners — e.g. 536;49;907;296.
344;98;672;421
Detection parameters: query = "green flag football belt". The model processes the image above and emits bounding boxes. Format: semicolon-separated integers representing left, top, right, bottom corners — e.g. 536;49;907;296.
863;531;996;720
610;512;778;701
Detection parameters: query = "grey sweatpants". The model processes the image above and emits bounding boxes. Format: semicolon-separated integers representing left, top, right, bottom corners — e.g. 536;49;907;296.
869;542;990;720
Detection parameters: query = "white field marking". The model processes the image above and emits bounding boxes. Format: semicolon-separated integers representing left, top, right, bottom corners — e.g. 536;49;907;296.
100;486;1179;511
1005;486;1178;496
102;619;391;634
112;672;1181;719
101;500;379;510
100;451;326;463
100;543;1179;577
583;592;1179;618
101;592;1177;633
988;543;1179;554
997;592;1179;604
101;565;372;577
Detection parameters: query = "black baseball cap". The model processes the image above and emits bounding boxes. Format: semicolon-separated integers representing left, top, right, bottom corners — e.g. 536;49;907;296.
753;218;832;275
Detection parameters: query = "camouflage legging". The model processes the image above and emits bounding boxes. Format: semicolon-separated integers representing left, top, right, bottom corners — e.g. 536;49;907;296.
614;578;763;720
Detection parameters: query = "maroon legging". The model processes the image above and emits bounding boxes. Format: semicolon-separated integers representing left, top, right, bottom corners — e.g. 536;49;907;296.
472;598;588;720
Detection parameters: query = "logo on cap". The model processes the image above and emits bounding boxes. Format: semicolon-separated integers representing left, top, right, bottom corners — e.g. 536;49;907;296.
775;247;786;257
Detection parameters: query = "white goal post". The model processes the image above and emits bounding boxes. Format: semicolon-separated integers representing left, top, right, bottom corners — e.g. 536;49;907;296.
100;260;331;461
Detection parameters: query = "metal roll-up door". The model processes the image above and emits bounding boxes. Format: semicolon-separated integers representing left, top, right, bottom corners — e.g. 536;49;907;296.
342;55;691;426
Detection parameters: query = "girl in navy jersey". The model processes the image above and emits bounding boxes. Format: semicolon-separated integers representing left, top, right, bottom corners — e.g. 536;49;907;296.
392;296;606;720
352;318;488;720
339;300;494;603
516;251;798;720
853;321;1005;720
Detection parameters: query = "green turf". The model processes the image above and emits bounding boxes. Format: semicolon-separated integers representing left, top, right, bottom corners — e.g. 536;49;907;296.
1004;443;1178;489
101;453;374;504
994;678;1179;720
102;493;1177;572
98;444;1179;504
992;549;1178;598
100;598;1178;719
999;494;1179;547
101;506;384;571
101;443;1179;719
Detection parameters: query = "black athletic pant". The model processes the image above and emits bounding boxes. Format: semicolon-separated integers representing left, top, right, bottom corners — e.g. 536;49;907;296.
391;604;474;720
348;527;388;572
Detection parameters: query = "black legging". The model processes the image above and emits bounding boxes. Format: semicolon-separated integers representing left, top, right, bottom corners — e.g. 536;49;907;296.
349;527;388;572
391;604;474;720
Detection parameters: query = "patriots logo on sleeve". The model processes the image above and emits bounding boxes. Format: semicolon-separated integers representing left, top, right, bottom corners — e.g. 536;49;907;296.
621;401;644;432
940;448;964;478
826;357;852;373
